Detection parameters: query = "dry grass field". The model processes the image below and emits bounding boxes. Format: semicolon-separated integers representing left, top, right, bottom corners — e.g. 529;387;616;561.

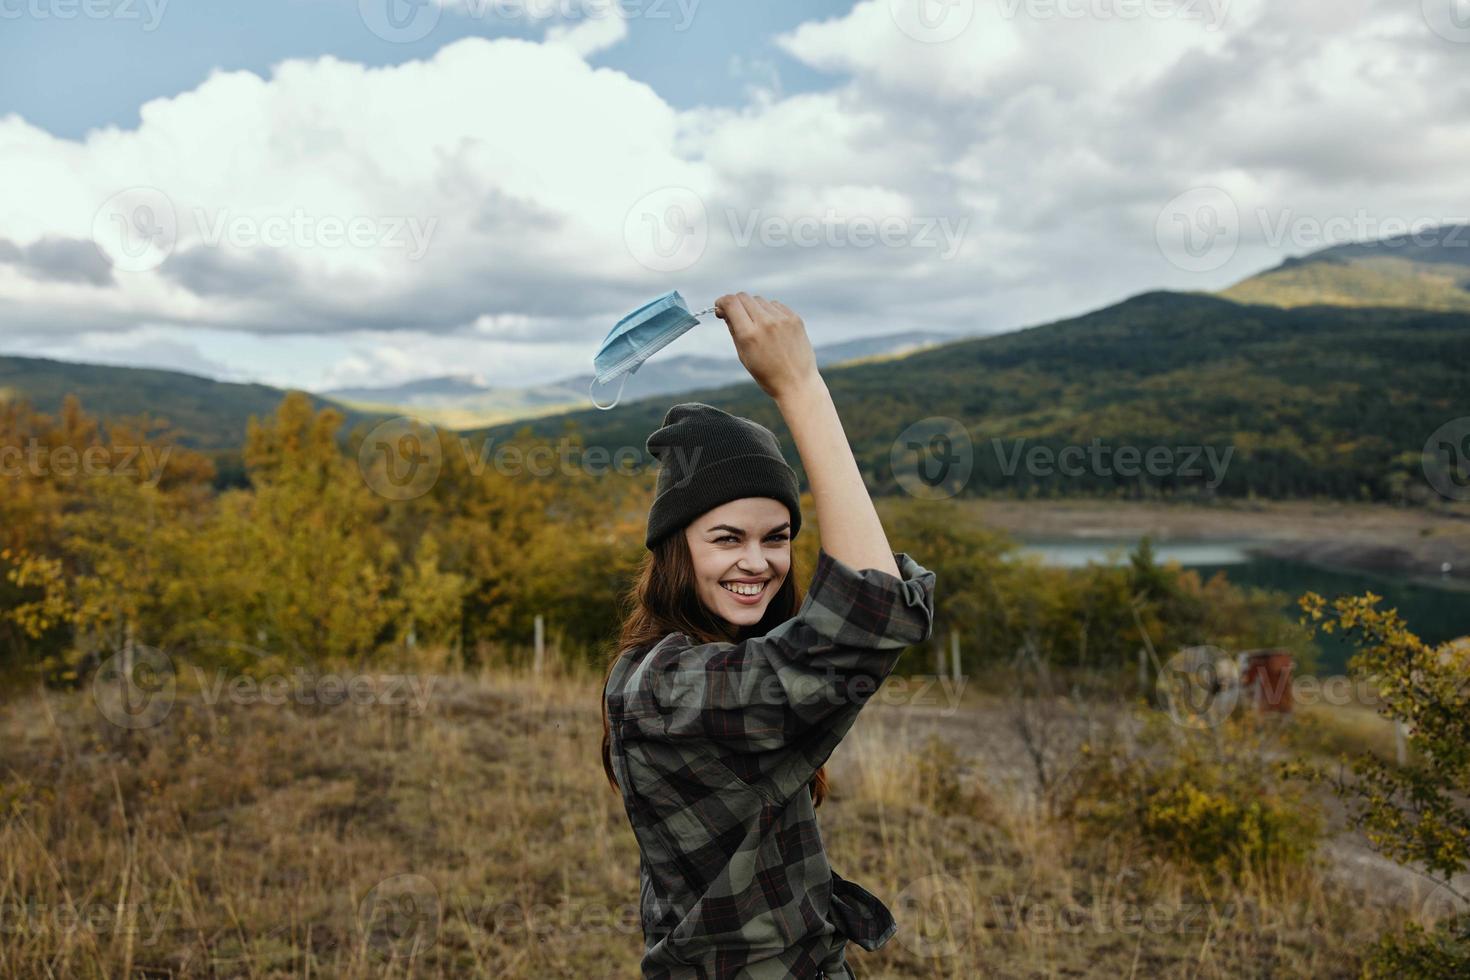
0;657;1456;979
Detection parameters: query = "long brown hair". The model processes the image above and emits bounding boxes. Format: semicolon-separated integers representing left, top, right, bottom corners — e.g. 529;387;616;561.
600;529;828;807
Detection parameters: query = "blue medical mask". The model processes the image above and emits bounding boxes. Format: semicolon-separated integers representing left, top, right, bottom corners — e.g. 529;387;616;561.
589;290;716;410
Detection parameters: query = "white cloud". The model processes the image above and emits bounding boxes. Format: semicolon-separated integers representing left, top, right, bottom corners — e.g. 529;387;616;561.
3;0;1468;390
543;7;630;56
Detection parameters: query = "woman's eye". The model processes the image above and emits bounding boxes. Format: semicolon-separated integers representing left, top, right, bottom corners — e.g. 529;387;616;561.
715;534;788;543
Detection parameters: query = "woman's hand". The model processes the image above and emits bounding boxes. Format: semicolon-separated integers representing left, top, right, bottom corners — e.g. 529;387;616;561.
713;293;821;401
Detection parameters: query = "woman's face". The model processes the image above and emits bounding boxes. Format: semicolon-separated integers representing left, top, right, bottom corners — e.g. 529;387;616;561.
684;497;793;627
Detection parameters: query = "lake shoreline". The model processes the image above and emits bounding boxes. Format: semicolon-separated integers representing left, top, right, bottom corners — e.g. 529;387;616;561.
957;498;1470;588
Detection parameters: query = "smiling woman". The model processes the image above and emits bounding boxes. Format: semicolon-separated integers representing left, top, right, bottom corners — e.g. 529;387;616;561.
599;293;937;979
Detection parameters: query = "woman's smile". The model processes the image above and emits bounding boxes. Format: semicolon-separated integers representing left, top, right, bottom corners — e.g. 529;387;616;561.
719;578;770;603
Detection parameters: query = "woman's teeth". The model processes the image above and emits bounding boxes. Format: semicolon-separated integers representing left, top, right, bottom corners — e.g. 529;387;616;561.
721;581;766;597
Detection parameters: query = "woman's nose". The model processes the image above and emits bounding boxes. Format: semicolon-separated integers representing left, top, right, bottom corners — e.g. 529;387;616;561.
737;540;772;570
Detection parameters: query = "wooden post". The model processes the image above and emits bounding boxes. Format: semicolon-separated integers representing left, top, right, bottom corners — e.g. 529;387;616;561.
1138;647;1148;690
949;630;961;683
533;614;544;677
123;621;136;690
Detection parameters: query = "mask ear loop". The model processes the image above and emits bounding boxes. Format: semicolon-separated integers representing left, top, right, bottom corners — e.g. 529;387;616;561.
587;306;716;410
589;371;631;411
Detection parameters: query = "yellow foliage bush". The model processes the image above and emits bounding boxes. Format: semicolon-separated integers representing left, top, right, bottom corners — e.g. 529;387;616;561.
1063;717;1322;882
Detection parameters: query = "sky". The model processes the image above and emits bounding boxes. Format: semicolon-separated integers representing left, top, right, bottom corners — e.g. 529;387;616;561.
1;0;1468;392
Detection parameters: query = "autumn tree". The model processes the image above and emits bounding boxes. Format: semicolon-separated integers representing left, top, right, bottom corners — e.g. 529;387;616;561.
1295;591;1470;974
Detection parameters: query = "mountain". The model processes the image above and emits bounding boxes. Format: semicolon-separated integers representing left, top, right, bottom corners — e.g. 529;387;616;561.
8;225;1466;503
325;374;494;403
470;290;1469;503
1219;224;1470;313
0;354;385;457
0;329;960;458
318;330;960;429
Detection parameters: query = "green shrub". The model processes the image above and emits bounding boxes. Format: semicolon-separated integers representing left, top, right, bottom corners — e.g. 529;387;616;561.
1361;917;1470;979
1063;716;1322;882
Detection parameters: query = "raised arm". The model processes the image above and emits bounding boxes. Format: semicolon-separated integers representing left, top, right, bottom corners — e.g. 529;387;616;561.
713;293;899;579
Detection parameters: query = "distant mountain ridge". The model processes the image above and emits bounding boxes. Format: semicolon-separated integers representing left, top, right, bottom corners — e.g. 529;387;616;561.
318;329;961;428
0;353;384;452
5;224;1467;505
470;289;1469;503
1220;223;1470;312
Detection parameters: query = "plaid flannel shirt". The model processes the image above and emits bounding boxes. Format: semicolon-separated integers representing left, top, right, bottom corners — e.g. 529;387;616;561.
604;547;937;979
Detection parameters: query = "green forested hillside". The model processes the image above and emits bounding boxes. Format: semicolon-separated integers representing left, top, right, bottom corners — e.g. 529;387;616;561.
478;291;1469;502
0;354;384;455
5;289;1465;503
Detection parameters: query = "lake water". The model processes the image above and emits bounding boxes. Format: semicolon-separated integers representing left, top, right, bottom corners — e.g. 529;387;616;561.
1014;537;1470;675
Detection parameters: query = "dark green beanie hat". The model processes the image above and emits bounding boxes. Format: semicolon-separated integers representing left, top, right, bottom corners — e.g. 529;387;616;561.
644;402;803;551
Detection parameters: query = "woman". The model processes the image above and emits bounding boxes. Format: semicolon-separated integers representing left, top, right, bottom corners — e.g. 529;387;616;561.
600;292;938;979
